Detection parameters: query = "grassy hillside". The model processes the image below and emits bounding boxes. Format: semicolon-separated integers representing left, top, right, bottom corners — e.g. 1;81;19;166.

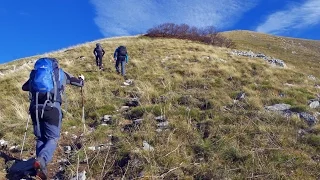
222;30;320;76
0;33;319;179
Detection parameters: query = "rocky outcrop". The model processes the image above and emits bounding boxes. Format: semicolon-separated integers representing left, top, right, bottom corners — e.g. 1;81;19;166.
231;50;286;67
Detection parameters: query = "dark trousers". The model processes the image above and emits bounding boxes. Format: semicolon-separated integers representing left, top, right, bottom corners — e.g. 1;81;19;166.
30;103;62;165
95;55;103;67
115;59;126;76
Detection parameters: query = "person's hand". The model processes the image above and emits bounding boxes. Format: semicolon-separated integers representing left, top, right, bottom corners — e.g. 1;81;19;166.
79;74;85;81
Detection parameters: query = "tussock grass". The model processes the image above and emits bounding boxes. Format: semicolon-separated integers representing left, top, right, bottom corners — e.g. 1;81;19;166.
0;34;319;179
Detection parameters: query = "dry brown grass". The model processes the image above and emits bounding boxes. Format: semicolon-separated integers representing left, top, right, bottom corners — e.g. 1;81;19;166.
0;33;319;179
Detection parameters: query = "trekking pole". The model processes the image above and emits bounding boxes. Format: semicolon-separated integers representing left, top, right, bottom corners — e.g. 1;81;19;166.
80;86;90;171
81;87;86;133
20;114;30;159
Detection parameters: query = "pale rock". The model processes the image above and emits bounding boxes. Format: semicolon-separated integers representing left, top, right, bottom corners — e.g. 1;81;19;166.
142;141;154;151
70;170;86;180
64;146;72;154
0;139;8;147
309;101;320;109
265;104;291;111
157;121;169;128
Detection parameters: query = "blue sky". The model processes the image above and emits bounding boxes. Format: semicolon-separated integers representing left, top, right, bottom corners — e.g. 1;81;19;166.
1;0;320;64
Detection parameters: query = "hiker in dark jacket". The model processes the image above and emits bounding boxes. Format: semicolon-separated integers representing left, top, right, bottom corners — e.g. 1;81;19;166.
113;46;129;76
22;58;84;179
93;43;105;70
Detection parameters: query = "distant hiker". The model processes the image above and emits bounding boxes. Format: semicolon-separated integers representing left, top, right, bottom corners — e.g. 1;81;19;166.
22;57;84;179
113;45;129;77
93;43;105;70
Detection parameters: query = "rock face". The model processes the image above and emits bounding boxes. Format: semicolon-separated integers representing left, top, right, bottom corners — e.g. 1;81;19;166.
231;50;286;67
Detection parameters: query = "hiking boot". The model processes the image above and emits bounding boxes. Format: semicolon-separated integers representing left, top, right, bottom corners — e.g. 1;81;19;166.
33;157;47;180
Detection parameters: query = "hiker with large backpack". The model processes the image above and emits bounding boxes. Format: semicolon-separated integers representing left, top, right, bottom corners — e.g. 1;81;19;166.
21;57;84;179
93;43;105;70
114;45;129;77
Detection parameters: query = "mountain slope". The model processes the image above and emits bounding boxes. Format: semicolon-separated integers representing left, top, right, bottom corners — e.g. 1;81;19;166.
222;30;320;76
0;33;319;179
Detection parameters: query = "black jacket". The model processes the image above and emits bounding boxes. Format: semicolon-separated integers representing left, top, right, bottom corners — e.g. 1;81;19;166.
93;46;105;57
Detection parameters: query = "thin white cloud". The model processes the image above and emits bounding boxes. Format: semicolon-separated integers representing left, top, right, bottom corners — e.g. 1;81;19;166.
90;0;257;37
256;0;320;34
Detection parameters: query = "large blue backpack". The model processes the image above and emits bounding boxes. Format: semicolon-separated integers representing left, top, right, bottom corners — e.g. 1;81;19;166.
29;58;64;132
29;58;64;103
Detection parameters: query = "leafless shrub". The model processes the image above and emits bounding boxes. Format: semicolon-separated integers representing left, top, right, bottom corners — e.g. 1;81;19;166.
145;23;235;48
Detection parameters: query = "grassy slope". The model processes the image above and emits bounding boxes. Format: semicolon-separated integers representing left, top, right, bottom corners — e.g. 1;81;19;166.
0;33;319;179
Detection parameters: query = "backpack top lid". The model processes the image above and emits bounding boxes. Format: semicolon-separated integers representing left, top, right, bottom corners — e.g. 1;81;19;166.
31;58;60;93
34;58;58;70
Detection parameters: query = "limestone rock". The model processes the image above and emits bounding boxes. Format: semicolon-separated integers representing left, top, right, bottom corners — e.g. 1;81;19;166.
265;104;291;111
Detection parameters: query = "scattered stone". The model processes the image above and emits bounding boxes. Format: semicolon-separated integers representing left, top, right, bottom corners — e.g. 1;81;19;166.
311;155;320;162
265;104;291;111
71;134;78;140
157;121;169;128
308;75;316;81
101;115;112;125
156;129;163;133
0;139;8;148
309;100;320;109
298;129;307;136
231;50;286;67
155;116;166;122
103;115;112;121
143;141;154;151
119;106;130;112
9;145;19;152
133;118;144;125
77;56;86;60
235;91;246;100
284;83;295;87
125;98;139;107
64;146;72;154
299;112;317;126
88;144;109;151
70;170;86;180
123;79;133;86
88;146;96;151
57;158;69;164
